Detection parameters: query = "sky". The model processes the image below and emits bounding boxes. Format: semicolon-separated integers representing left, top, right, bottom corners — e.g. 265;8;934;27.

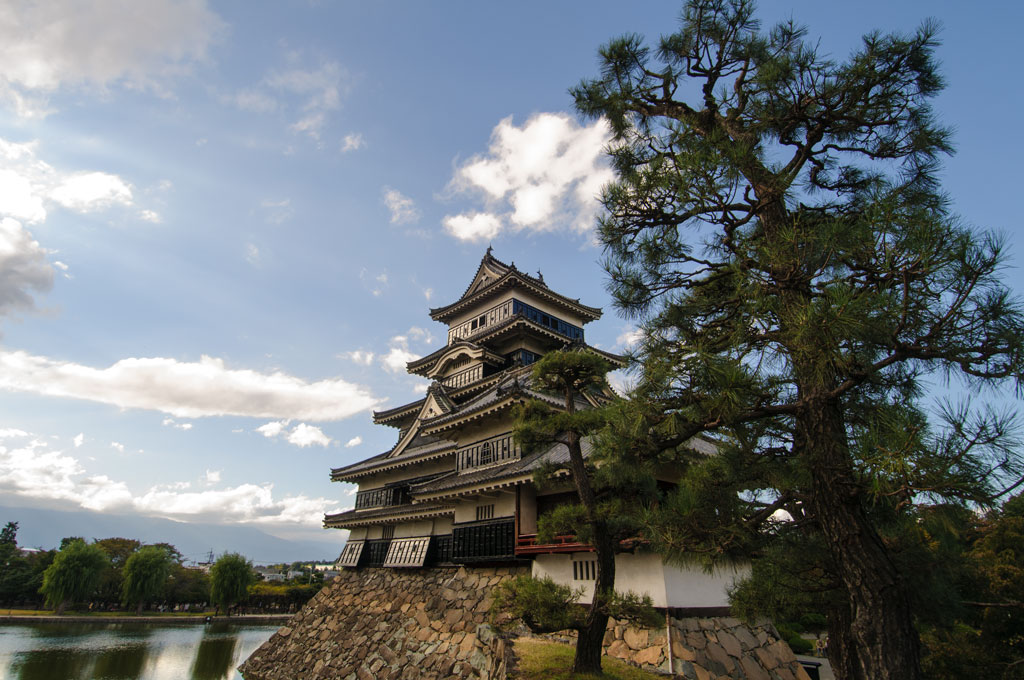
1;0;1022;563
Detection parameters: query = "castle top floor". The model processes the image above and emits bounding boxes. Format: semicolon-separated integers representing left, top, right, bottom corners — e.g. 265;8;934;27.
428;249;603;345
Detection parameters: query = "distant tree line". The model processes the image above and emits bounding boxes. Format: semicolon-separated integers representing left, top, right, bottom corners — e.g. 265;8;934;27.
0;522;324;616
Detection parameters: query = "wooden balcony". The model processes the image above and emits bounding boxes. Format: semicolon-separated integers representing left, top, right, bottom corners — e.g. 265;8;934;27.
452;518;516;562
515;533;593;555
456;432;520;472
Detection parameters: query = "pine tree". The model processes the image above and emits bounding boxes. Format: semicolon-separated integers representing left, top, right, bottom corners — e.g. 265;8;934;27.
508;349;659;673
573;2;1024;678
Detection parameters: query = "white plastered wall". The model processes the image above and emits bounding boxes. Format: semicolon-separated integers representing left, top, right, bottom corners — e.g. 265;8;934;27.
453;490;516;523
532;552;745;608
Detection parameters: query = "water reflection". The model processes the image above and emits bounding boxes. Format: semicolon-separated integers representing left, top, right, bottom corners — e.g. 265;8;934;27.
191;627;239;680
0;621;278;680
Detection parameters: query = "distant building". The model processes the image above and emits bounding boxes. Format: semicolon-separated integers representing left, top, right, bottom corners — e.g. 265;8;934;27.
326;251;741;609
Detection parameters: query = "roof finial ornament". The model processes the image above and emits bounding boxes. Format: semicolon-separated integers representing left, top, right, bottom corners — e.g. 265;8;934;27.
485;244;493;257
536;270;544;283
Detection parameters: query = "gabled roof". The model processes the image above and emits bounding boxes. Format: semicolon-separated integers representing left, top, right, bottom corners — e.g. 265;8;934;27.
429;249;602;324
405;340;505;377
410;437;596;500
418;369;575;435
323;500;455;528
330;435;457;481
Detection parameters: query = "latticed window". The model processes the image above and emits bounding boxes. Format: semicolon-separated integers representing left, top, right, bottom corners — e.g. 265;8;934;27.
381;525;395;540
573;559;597;581
476;504;495;521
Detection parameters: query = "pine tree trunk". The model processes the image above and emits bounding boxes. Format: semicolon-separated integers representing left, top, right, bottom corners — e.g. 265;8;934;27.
572;532;615;675
798;395;922;680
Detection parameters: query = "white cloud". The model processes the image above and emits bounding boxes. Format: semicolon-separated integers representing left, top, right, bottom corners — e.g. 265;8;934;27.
423;288;433;302
257;419;331;448
442;212;502;242
50;172;132;212
359;268;389;297
382;346;419;374
0;350;382;420
0;435;341;523
406;327;434;344
230;88;278;113
382;188;419;225
264;60;348;142
73;432;84;447
341;133;364;152
245;243;260;265
0;0;223;117
345;436;362;448
0;428;29;439
380;328;432;374
257;420;289;438
444;113;613;241
342;350;375;366
286;423;331;448
162;417;193;431
0;217;54;323
111;441;125;452
139;209;162;223
0;137;138;224
616;328;643;350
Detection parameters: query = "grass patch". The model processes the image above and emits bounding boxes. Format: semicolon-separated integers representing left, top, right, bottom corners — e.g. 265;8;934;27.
513;639;660;680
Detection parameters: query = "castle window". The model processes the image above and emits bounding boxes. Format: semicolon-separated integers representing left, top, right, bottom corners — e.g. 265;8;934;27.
476;504;495;521
479;442;493;465
381;525;395;540
573;559;597;581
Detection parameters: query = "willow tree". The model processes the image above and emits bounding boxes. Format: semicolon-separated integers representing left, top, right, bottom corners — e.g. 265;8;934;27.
210;553;254;616
573;2;1024;678
40;539;109;615
122;545;174;615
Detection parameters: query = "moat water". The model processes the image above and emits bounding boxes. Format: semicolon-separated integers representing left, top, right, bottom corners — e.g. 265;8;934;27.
0;621;277;679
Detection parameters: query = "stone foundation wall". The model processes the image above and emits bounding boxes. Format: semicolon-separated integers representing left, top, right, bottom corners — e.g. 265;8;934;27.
240;566;809;680
600;616;812;680
239;566;525;680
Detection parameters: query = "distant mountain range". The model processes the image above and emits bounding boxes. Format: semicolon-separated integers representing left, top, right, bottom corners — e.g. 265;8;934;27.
0;505;346;565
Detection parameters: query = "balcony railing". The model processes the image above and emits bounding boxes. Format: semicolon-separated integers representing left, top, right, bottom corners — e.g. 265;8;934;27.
354;486;409;510
447;298;584;345
442;364;483;389
452;518;516;562
456;432;520;472
515;533;593;555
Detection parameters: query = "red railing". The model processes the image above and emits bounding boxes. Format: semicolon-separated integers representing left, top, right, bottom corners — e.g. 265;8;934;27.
515;533;593;555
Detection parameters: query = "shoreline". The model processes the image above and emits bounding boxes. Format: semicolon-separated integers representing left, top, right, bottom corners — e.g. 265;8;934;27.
0;613;291;625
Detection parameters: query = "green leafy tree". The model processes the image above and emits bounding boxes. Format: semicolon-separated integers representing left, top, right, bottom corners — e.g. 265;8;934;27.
94;537;142;606
0;521;17;546
122;545;174;615
573;2;1024;678
40;539;110;614
163;563;211;606
921;496;1024;678
209;553;254;616
0;522;31;606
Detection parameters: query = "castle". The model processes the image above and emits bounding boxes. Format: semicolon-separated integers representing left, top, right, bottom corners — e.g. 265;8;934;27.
325;251;739;610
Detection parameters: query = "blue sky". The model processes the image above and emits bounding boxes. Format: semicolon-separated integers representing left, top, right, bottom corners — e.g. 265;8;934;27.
1;1;1021;561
